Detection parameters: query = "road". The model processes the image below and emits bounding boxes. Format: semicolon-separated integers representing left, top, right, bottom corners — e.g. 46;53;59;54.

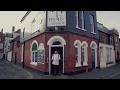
0;59;120;79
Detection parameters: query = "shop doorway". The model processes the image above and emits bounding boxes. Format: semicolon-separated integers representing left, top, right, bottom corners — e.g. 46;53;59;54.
51;47;63;75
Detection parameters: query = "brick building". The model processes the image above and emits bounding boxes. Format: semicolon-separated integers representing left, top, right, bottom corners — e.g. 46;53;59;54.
9;29;21;63
0;29;5;59
97;22;115;68
15;11;100;75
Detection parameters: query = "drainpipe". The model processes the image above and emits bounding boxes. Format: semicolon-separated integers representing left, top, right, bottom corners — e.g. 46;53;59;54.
23;41;25;68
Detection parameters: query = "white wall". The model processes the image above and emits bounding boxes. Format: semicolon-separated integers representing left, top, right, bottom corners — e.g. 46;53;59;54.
7;51;12;62
99;43;115;68
20;11;46;42
4;37;13;53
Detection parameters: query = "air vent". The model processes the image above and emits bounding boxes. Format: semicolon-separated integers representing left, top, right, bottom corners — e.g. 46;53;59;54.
60;28;64;30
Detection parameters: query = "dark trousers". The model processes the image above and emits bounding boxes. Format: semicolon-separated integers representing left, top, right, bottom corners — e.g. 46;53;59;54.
51;65;59;75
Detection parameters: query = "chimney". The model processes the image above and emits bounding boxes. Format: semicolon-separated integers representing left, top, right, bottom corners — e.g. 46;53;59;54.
12;26;15;38
1;28;3;33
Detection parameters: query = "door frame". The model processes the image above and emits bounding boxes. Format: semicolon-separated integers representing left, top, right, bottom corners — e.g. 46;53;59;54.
92;48;96;69
49;45;64;75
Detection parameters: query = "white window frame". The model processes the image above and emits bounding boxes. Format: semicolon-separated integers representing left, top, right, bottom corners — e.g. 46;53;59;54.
74;40;82;67
106;48;112;63
81;41;88;66
90;15;96;34
81;11;86;31
30;40;38;66
75;11;81;29
75;44;82;67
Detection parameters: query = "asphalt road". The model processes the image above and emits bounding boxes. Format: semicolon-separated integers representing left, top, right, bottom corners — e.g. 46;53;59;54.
1;59;120;79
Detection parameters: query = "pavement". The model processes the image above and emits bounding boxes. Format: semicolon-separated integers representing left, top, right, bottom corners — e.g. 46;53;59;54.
1;59;120;79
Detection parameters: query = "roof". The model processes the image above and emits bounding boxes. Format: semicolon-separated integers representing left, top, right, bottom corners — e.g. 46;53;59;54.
97;22;109;34
10;35;20;43
5;33;13;38
20;11;31;23
14;29;21;33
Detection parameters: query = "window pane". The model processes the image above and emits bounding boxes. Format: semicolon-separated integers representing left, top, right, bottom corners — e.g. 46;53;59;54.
35;52;38;62
32;52;34;62
82;47;85;62
32;43;37;51
75;47;78;63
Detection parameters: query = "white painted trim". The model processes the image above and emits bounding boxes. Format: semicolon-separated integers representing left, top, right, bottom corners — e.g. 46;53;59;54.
95;48;97;68
49;45;64;74
30;62;37;66
51;45;63;47
81;41;88;65
81;29;86;31
74;40;82;67
47;36;66;74
63;46;64;73
47;36;66;46
74;40;82;46
90;41;97;48
30;40;38;51
83;62;88;66
90;41;98;68
91;32;96;35
49;45;51;74
81;41;88;47
75;11;80;29
81;11;85;30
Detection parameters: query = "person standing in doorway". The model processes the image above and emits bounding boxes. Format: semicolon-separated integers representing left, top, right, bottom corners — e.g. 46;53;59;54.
51;50;61;76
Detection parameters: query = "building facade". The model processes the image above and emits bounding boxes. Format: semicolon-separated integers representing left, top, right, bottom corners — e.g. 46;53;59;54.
97;22;115;68
0;30;5;59
9;29;21;62
17;11;100;75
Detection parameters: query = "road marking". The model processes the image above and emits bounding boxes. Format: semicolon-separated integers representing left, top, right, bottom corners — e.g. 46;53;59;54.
97;71;120;79
106;71;120;79
0;71;6;78
5;61;33;79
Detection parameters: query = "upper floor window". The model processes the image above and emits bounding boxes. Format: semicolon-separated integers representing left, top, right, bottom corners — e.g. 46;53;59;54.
110;36;113;45
75;11;86;31
90;14;95;34
31;13;43;34
81;11;85;30
103;36;106;43
115;36;118;45
75;11;80;29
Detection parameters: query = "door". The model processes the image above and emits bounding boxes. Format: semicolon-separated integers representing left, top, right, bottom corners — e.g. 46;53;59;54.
92;49;95;69
51;47;63;75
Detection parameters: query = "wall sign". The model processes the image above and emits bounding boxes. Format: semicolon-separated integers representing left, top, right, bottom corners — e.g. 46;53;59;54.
47;11;66;27
37;43;45;63
37;50;44;63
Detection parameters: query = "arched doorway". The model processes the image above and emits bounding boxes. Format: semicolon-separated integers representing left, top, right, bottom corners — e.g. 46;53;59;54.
47;36;66;75
90;41;97;69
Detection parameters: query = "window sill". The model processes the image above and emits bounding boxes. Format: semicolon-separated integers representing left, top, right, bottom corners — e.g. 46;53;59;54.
82;29;86;31
75;26;81;29
75;63;82;67
83;62;88;66
91;32;96;35
30;62;37;66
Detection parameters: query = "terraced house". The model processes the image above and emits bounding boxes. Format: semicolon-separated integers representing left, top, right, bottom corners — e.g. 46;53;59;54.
97;22;116;68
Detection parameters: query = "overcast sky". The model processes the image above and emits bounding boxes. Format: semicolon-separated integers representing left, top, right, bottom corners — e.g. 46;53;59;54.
0;11;120;37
